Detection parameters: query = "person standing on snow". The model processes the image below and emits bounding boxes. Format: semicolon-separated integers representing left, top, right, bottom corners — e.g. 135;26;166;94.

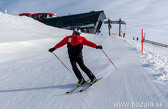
49;28;102;86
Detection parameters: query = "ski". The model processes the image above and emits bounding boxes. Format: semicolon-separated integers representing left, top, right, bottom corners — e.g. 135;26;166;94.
80;77;103;93
66;86;81;94
66;80;89;94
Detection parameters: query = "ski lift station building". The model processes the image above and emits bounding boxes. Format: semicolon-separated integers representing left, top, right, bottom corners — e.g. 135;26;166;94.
19;11;106;34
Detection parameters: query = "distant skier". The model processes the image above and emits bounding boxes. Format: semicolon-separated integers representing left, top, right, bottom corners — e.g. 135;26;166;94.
49;28;102;86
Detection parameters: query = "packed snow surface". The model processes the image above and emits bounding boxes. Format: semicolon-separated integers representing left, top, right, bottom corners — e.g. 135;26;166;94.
0;13;168;109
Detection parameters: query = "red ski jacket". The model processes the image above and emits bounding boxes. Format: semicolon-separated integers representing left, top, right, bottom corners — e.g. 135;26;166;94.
53;35;97;58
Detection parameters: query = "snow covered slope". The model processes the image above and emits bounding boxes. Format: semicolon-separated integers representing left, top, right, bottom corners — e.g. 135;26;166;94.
0;13;168;109
126;39;168;84
0;12;72;43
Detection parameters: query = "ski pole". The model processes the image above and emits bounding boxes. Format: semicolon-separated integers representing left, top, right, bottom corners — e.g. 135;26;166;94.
52;52;72;73
101;49;118;69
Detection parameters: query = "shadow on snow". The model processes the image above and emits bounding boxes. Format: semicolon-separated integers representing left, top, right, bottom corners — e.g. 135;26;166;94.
0;84;75;93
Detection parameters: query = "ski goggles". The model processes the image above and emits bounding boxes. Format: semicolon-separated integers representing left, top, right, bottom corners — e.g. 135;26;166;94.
73;31;80;36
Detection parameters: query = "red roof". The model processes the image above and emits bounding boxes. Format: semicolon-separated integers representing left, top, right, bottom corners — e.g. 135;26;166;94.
19;13;32;16
32;13;59;16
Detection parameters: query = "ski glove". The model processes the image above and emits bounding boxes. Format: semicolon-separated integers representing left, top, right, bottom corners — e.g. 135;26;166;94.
49;48;55;52
96;45;102;49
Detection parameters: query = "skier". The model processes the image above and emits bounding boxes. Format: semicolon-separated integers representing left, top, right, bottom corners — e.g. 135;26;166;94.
49;28;102;86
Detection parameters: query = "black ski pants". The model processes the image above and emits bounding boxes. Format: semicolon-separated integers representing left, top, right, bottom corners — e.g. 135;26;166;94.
70;58;95;81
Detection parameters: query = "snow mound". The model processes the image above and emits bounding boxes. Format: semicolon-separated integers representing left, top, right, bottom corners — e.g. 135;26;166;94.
0;13;71;43
125;38;168;84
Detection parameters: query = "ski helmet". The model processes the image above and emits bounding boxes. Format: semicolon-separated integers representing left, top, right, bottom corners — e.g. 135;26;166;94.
73;28;81;35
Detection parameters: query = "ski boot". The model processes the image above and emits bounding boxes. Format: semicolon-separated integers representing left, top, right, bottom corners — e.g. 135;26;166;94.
90;77;97;85
78;78;85;86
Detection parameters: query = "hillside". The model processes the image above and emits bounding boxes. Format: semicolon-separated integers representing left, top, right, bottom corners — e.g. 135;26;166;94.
0;13;168;109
